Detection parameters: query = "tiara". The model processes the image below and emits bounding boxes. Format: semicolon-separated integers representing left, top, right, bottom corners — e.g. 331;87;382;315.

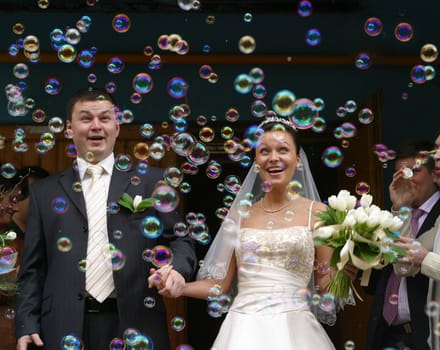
258;116;297;131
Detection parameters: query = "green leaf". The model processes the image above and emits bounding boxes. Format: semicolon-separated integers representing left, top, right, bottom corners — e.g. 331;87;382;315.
134;199;155;212
391;245;408;257
118;198;134;211
120;192;133;203
382;252;398;263
355;246;380;264
386;230;400;240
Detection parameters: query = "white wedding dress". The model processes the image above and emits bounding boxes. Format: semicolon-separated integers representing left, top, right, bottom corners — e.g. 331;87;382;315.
211;222;336;349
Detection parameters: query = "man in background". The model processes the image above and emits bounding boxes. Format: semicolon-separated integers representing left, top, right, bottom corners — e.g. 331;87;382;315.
10;166;50;239
366;139;440;349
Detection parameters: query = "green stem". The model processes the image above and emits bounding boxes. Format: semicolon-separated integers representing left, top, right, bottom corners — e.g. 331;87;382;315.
327;269;351;299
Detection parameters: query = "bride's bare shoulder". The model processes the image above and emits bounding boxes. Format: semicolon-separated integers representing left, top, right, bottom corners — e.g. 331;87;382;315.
300;197;327;213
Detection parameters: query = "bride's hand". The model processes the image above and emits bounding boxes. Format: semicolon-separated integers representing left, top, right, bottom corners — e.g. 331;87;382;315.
148;264;173;289
148;264;186;298
343;263;359;281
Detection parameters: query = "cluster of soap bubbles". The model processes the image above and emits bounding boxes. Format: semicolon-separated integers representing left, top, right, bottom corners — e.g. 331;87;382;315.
5;84;29;118
372;144;397;164
172;211;211;245
291;288;336;314
12;127;29;153
157;33;190;55
362;16;438;88
206;284;232;318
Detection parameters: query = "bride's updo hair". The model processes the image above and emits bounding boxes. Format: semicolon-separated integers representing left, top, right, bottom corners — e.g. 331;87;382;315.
257;117;300;155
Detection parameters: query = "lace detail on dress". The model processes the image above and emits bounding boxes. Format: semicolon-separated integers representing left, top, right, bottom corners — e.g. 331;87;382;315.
237;227;314;285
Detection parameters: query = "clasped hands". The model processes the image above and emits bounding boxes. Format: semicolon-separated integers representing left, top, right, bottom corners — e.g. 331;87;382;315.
148;265;185;298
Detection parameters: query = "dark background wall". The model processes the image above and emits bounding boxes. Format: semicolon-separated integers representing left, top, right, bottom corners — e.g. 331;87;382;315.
0;0;438;149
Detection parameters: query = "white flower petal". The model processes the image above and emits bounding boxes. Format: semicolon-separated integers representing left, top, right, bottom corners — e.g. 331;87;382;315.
313;226;337;239
133;195;142;209
360;194;373;208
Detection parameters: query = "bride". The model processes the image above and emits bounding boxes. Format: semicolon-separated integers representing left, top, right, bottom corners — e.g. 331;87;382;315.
150;117;353;349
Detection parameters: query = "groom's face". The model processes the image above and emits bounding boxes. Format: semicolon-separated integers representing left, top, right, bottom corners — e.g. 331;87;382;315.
67;99;120;164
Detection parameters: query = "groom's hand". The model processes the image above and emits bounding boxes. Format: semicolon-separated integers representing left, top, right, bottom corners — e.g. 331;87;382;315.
148;265;185;298
17;334;44;349
157;268;185;298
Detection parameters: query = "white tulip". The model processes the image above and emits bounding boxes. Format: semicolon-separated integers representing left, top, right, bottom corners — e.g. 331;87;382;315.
376;209;392;224
133;195;143;210
366;214;379;227
338;189;351;198
329;195;347;211
352;206;366;218
368;204;381;214
360;194;373;208
346;195;357;210
355;209;368;224
313;226;336;239
342;212;356;227
388;216;404;232
337;190;357;210
366;207;381;227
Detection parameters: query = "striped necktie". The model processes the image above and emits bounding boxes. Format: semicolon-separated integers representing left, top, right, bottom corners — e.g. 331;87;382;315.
85;165;115;303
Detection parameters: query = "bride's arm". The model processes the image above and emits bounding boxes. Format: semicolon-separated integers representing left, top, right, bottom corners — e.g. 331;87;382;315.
315;245;335;293
181;254;237;300
311;200;336;293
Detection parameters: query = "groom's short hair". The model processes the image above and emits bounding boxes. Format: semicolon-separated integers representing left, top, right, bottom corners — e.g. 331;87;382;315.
66;87;117;121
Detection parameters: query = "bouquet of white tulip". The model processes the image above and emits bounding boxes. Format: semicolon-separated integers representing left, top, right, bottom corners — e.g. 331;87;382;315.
313;190;405;299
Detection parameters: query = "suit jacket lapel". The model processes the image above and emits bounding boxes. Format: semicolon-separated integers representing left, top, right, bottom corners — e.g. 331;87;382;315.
418;194;440;237
108;167;133;204
58;167;87;219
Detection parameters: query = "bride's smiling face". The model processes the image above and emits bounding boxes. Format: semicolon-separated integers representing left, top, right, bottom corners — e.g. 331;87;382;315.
255;130;300;188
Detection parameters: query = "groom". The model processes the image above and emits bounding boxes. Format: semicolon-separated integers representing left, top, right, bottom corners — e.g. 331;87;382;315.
15;87;197;349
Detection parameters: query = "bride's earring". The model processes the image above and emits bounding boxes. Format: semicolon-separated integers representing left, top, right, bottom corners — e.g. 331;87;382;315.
297;162;303;170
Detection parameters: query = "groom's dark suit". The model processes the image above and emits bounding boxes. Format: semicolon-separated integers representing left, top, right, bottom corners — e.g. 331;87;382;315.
15;163;196;349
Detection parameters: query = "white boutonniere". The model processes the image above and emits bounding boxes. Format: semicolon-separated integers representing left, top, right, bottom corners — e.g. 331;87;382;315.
118;193;154;213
